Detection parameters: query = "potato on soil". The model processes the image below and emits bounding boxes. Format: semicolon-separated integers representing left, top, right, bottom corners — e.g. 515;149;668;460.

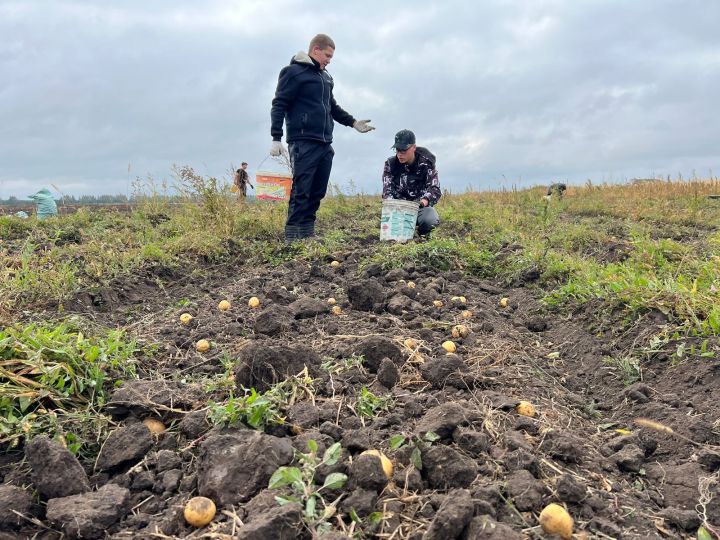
217;300;231;311
433;300;444;308
331;305;343;315
327;297;337;305
248;297;261;308
195;339;210;353
451;324;470;338
360;449;393;479
404;338;418;349
539;503;573;539
516;401;536;417
441;340;457;353
330;260;341;267
451;295;467;304
499;297;509;307
407;281;416;289
179;313;193;325
184;496;216;528
461;310;473;319
142;418;166;434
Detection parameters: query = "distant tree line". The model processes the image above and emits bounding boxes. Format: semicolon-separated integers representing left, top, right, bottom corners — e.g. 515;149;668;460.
0;194;182;205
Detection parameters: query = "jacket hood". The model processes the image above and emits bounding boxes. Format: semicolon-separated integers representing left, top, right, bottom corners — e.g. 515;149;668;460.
416;146;436;168
291;51;315;65
29;187;53;198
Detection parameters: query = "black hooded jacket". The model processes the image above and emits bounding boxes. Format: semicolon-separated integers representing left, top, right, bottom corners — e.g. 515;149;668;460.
382;147;442;206
270;52;356;144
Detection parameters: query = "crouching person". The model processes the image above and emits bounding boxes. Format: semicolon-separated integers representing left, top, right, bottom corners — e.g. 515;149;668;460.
382;130;441;237
545;182;567;199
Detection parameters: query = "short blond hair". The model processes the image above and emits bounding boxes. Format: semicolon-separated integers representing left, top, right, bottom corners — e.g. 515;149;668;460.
309;34;335;51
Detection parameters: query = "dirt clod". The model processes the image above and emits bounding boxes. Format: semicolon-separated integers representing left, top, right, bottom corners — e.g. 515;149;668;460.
25;436;90;499
46;483;130;540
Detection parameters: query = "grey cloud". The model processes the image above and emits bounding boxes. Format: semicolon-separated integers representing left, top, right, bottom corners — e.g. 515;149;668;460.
1;0;719;198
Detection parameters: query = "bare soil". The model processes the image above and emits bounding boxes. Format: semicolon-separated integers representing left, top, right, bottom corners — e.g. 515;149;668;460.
1;233;718;539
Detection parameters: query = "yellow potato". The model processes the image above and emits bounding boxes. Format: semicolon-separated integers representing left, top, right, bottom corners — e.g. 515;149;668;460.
499;297;509;307
184;496;216;528
407;281;416;289
433;300;444;308
515;401;536;417
195;339;210;353
539;503;573;540
217;300;231;311
331;305;343;315
441;341;457;353
142;418;166;434
179;313;193;325
461;310;473;319
361;449;393;479
248;297;261;308
330;260;341;268
451;296;467;304
404;338;418;349
327;297;337;305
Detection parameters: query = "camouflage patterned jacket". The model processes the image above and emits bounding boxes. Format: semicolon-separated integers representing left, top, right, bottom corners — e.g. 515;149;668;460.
382;147;441;206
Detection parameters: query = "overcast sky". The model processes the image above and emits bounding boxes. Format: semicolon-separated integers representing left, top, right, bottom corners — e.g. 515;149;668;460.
1;0;719;198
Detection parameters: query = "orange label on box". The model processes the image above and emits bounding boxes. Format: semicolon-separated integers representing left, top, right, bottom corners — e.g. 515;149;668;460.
256;173;292;201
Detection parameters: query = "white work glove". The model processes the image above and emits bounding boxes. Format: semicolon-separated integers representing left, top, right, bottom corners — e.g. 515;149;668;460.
270;141;289;158
353;119;375;133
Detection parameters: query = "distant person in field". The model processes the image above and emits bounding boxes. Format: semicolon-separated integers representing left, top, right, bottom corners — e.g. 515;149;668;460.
545;182;567;199
270;33;375;241
382;129;441;237
233;162;253;198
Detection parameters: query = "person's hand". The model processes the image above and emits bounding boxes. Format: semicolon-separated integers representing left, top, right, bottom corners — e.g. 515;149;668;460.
353;119;375;133
270;141;288;158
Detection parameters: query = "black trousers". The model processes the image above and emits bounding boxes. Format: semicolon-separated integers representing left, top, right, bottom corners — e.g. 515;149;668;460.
286;140;334;239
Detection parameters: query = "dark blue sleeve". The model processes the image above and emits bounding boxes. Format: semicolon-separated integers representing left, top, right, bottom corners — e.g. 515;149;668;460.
270;66;300;141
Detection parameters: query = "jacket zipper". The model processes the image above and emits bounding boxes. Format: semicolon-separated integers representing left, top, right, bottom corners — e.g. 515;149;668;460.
318;72;328;142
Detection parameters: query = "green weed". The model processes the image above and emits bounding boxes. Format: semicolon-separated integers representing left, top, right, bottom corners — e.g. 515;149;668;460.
207;387;285;430
604;356;643;386
269;440;346;533
354;387;391;424
0;318;140;449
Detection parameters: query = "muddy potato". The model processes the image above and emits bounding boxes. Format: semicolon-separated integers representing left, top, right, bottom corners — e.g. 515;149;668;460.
451;296;467;304
142;418;166;434
331;305;343;315
539;503;573;539
361;449;393;479
195;339;210;353
451;324;470;339
461;310;473;319
433;300;444;308
404;338;418;349
327;297;337;305
184;496;216;528
217;300;231;311
179;313;193;325
248;297;261;308
330;260;341;268
499;297;509;307
407;281;416;289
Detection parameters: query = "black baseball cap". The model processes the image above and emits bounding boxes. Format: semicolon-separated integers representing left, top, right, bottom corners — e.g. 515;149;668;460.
392;129;416;151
